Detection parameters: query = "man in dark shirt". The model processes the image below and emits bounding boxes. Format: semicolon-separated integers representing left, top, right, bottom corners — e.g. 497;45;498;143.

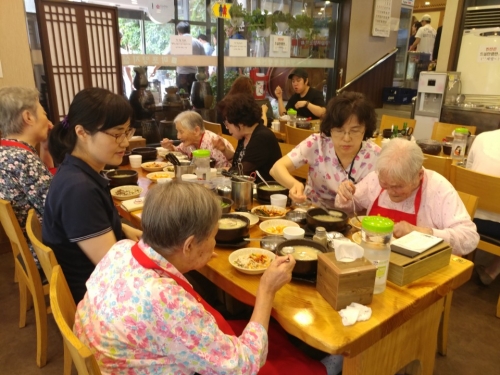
275;68;326;119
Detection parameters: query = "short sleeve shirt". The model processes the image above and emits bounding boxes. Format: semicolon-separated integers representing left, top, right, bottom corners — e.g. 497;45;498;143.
287;134;381;209
0;139;53;265
285;87;325;119
415;24;436;58
42;154;123;303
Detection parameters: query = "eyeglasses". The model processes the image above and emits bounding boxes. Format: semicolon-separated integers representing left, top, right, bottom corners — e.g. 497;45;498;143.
330;127;365;139
100;127;135;143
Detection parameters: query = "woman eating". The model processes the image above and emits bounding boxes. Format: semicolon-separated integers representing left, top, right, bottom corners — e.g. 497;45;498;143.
42;88;142;303
75;181;342;374
270;91;380;209
214;93;281;181
160;110;234;168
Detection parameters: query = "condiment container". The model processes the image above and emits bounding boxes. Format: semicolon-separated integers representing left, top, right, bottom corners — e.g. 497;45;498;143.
313;226;328;247
451;128;468;162
360;216;394;294
192;149;211;180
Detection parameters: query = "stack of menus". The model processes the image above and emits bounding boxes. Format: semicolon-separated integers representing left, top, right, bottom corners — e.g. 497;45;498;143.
390;231;444;258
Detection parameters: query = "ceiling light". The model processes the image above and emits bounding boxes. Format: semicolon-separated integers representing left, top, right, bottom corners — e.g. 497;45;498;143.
321;7;325;11
326;1;331;4
425;1;430;5
318;12;322;15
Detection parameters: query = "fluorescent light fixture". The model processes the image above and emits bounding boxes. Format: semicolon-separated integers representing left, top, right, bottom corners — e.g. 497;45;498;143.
321;7;324;11
425;1;430;4
326;1;331;4
318;12;322;15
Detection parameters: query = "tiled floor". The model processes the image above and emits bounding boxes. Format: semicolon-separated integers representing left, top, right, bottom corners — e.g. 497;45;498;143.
0;250;499;375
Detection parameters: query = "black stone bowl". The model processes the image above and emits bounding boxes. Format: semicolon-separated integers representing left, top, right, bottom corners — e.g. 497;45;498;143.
131;147;158;161
218;196;234;214
106;169;138;188
215;214;250;243
306;207;349;232
416;139;442;155
276;238;327;275
256;182;289;202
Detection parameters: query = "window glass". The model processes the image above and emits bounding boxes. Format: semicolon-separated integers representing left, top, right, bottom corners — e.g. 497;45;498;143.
144;21;175;54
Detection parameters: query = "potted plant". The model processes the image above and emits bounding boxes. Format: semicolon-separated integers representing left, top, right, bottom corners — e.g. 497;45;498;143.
272;11;290;34
314;18;331;37
245;9;274;36
229;2;246;28
293;14;314;38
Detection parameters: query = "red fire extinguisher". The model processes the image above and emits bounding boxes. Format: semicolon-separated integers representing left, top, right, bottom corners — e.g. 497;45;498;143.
250;68;269;100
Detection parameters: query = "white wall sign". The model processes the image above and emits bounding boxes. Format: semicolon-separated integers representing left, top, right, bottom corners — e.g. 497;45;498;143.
372;0;392;37
477;45;499;62
402;0;415;6
269;35;291;58
170;35;193;55
229;39;247;57
147;0;175;24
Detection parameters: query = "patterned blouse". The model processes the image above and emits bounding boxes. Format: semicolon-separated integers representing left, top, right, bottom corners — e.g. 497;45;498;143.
0;139;53;265
175;129;234;168
75;239;268;375
286;134;381;209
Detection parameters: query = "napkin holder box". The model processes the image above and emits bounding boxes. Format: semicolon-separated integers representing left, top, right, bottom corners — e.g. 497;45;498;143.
316;253;376;311
388;242;452;286
126;137;146;151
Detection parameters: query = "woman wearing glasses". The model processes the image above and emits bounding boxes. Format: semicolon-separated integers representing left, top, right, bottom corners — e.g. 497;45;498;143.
43;88;142;303
270;91;380;209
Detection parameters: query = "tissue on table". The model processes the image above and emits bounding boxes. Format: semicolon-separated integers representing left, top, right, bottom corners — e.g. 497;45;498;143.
334;240;364;262
339;302;372;326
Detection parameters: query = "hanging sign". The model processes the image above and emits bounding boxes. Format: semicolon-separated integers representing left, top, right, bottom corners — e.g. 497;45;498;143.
147;1;175;24
269;35;291;58
212;1;232;19
372;0;392;37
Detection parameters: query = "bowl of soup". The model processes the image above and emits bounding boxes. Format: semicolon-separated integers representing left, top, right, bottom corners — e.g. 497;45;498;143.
215;214;250;243
306;207;348;232
217;196;233;214
106;169;138;188
276;239;328;275
256;182;289;202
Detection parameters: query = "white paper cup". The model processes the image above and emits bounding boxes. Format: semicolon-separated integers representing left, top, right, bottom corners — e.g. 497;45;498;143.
270;194;287;208
181;174;198;181
129;155;142;168
157;178;172;185
283;227;305;240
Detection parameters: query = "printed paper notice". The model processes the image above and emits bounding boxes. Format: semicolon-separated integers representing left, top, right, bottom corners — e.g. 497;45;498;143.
269;35;291;58
229;39;247;57
477;45;500;62
372;0;391;37
170;35;193;55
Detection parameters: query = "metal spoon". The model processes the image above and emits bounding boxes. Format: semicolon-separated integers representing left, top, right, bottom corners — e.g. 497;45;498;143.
352;199;361;226
281;246;295;255
255;170;270;188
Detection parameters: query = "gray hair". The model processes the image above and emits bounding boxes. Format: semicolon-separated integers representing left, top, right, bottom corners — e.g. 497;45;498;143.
174;110;205;132
0;87;40;135
376;138;424;184
141;181;221;255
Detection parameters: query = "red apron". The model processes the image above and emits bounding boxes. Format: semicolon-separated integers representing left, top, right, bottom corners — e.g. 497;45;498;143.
1;139;57;175
368;181;423;225
131;243;326;375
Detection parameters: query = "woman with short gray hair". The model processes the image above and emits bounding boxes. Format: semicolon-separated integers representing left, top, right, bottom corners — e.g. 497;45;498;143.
160;110;234;168
0;86;54;266
75;181;339;374
336;138;479;255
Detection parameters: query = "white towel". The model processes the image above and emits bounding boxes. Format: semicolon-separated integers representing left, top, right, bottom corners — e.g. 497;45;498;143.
339;302;372;326
120;197;145;212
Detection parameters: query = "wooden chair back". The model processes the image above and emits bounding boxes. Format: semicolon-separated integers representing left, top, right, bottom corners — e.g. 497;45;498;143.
221;134;238;150
203;120;222;135
423;154;453;180
26;209;59;288
50;265;102;375
431;122;476;142
457;191;479;219
379;115;416;132
279;143;309;180
0;199;49;367
285;124;315;145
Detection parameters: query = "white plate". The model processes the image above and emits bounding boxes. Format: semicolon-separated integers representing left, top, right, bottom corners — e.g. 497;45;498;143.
141;161;169;172
351;231;395;245
146;171;175;182
251;205;287;221
349;216;366;230
231;212;259;228
259;219;299;235
110;185;143;201
162;164;175;172
229;248;276;275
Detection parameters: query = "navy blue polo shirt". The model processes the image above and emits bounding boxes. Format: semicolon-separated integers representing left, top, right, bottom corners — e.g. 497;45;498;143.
42;154;122;303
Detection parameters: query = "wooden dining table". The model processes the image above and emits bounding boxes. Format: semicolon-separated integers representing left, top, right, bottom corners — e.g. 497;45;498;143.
114;163;473;375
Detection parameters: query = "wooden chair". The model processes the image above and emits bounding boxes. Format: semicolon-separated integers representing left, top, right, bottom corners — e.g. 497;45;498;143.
0;199;49;368
26;209;72;375
221;134;238;150
379;114;416;132
437;191;479;356
50;265;102;375
423;154;453;180
203;120;222;135
431;122;476;142
285;124;315;145
449;165;500;318
278;143;309;180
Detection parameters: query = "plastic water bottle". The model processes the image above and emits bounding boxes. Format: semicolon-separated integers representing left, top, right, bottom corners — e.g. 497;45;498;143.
360;216;394;294
451;128;468;162
192;149;211;180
